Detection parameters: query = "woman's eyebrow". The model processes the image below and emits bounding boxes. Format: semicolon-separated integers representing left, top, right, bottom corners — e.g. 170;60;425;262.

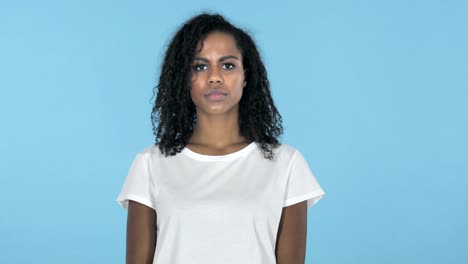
194;55;239;62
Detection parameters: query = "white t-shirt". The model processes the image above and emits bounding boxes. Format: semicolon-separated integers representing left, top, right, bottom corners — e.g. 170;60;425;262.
116;141;325;264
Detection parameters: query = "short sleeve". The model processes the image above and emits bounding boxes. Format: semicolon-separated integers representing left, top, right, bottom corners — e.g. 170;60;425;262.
283;150;325;209
116;152;156;210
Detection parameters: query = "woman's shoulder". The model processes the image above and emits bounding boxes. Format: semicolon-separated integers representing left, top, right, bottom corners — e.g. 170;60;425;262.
255;142;300;162
270;141;299;152
132;143;162;158
137;143;186;159
275;142;297;154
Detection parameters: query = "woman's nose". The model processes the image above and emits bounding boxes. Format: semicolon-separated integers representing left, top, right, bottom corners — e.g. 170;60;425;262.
208;68;223;83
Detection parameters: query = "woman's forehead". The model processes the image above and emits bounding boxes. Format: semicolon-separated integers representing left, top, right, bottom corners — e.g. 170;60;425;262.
195;32;240;55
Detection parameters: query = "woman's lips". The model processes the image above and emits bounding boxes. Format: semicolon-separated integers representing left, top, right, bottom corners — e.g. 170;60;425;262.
206;92;226;101
205;90;227;101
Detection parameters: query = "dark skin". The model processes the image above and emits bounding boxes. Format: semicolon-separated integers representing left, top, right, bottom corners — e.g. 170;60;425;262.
276;201;308;264
126;32;308;263
126;201;156;264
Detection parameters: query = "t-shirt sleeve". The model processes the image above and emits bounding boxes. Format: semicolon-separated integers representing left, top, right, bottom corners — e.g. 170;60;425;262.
283;150;325;209
116;152;156;211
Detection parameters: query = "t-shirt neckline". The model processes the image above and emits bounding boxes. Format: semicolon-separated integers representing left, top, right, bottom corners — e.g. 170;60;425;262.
182;141;257;161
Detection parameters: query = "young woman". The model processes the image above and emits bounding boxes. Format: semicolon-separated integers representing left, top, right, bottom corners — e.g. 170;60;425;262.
117;12;325;264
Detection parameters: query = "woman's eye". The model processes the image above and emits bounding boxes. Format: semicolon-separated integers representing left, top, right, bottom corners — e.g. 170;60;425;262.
193;64;207;71
223;63;235;70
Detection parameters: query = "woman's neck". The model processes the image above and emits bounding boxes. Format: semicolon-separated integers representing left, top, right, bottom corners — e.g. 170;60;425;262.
187;111;248;149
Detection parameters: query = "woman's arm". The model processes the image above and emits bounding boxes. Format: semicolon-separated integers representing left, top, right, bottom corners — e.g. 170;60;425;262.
275;201;308;264
126;200;157;264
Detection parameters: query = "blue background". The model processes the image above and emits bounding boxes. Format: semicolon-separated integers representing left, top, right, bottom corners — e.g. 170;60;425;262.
1;0;467;263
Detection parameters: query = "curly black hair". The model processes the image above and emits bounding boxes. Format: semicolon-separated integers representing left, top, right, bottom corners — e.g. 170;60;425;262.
150;11;283;160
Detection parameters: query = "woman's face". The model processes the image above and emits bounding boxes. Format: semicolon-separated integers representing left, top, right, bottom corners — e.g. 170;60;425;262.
190;31;246;116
